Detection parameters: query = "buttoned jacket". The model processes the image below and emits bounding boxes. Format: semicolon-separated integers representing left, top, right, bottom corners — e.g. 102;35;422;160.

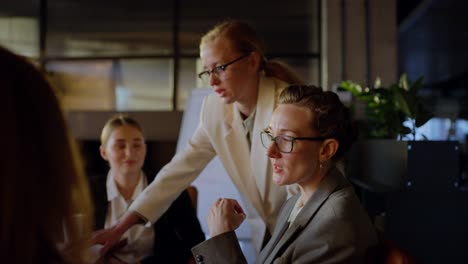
191;168;378;264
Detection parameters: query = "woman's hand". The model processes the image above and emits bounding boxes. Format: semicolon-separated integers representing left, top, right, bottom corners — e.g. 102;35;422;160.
91;211;141;255
92;239;128;264
91;227;125;256
207;198;246;238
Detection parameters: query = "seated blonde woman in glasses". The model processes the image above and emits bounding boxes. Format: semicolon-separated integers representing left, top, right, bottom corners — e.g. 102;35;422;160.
192;85;378;264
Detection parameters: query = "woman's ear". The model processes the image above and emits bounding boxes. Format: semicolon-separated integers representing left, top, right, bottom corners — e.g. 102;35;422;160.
99;145;108;161
319;138;339;162
249;51;262;71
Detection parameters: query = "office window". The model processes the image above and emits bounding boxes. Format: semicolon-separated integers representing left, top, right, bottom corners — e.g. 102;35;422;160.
116;59;173;111
179;0;320;54
177;58;200;111
179;0;321;102
0;0;39;57
46;0;173;57
1;0;321;111
46;59;173;111
46;60;115;110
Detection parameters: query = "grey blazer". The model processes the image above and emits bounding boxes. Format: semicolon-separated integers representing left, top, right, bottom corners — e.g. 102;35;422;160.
191;168;378;264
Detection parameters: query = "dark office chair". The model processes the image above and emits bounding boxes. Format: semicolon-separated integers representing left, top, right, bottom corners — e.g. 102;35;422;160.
186;185;198;211
365;232;417;264
381;239;417;264
365;230;419;264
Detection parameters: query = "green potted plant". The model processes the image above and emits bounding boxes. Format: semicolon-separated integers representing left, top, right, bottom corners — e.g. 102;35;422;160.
340;74;433;140
340;76;462;264
339;74;441;192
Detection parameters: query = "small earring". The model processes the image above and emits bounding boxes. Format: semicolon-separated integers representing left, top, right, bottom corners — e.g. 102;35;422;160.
319;162;323;169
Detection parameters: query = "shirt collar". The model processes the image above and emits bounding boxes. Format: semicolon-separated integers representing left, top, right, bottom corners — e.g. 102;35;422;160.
242;109;256;132
106;171;147;202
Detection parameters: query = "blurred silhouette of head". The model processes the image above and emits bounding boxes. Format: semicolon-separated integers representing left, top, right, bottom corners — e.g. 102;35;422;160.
0;46;93;263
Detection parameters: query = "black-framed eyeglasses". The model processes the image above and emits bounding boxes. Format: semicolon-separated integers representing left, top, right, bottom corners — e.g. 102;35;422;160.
198;54;250;83
260;130;325;153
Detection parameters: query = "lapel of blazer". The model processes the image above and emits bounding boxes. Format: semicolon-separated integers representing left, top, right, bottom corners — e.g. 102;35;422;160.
262;168;346;263
250;76;277;204
257;195;299;263
223;100;265;220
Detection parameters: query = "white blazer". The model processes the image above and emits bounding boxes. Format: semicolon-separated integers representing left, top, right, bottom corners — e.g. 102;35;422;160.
130;76;289;251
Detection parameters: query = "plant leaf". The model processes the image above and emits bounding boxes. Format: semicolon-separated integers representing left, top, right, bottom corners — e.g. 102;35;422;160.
339;80;363;97
409;76;424;94
415;109;433;127
393;89;412;117
399;125;412;135
374;77;382;88
399;73;409;90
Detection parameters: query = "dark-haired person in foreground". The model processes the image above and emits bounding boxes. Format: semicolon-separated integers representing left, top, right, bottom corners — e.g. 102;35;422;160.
0;46;93;263
192;85;378;263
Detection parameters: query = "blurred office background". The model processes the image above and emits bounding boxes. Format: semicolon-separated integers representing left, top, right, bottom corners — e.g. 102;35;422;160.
2;0;468;263
2;0;467;143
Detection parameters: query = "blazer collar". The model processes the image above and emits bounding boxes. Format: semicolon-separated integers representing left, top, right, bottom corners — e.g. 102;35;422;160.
261;167;349;263
293;168;349;228
222;76;277;130
250;76;278;199
219;76;279;220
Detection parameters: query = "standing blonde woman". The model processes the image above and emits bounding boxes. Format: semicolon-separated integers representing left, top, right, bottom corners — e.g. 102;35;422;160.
0;46;93;263
94;20;303;255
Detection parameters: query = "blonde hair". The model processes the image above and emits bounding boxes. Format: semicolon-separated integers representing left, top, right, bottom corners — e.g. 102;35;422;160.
0;46;93;263
200;20;304;85
100;114;144;147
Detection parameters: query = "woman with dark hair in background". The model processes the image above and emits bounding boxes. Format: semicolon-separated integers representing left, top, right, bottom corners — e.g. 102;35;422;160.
192;85;378;263
89;114;204;263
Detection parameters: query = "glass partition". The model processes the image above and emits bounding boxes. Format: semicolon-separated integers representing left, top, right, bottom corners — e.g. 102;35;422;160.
46;58;173;111
0;0;39;57
1;0;321;110
46;0;173;57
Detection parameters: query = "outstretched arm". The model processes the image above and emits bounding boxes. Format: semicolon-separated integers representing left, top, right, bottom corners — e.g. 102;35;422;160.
91;211;143;255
